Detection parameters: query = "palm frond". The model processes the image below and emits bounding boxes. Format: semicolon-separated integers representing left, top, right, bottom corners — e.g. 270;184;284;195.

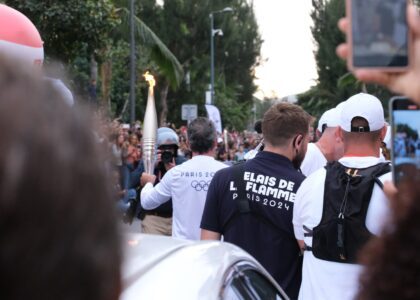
118;7;184;89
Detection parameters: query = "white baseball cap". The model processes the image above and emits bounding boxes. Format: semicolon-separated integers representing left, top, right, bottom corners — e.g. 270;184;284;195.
339;93;385;132
317;105;343;132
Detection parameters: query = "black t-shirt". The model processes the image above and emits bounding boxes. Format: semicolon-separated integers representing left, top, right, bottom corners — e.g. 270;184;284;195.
201;151;304;300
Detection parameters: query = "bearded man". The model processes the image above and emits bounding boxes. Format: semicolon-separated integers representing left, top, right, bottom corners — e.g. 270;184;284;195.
200;102;311;300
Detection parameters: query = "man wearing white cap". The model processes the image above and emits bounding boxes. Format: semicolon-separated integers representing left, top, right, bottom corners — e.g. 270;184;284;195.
293;93;391;300
300;104;344;176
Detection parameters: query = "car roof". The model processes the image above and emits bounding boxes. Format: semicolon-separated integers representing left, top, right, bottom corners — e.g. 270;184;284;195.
120;234;267;300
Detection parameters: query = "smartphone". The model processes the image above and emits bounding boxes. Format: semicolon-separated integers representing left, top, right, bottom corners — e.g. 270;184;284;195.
390;97;420;184
347;0;410;70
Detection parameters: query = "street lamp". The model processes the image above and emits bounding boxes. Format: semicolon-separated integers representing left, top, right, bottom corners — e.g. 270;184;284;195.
209;7;233;105
129;0;136;125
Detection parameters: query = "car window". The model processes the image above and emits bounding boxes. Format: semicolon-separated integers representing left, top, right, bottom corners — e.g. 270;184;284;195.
222;267;286;300
223;278;252;300
241;269;284;300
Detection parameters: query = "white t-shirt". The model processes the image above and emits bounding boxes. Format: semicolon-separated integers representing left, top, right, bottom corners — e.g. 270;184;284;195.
300;143;327;176
293;156;391;300
141;155;227;240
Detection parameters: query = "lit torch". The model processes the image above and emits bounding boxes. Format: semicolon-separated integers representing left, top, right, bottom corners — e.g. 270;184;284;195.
224;129;229;153
142;71;158;175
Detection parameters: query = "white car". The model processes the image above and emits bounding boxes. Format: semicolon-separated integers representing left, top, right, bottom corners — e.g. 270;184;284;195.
121;234;290;300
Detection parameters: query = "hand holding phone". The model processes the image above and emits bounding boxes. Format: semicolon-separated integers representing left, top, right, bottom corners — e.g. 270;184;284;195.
347;0;411;70
337;5;420;104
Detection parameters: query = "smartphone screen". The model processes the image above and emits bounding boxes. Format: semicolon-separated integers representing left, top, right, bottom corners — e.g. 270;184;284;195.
351;0;409;68
390;97;420;184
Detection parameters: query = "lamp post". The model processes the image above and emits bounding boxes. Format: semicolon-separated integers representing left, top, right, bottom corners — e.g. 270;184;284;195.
209;7;233;105
129;0;136;125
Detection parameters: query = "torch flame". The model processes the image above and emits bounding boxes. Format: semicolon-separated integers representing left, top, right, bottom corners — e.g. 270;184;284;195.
143;71;156;89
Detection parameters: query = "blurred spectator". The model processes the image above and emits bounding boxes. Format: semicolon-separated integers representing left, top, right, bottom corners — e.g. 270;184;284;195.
216;139;228;162
357;182;420;300
121;133;141;189
0;55;120;300
234;145;245;162
88;79;97;106
111;133;124;171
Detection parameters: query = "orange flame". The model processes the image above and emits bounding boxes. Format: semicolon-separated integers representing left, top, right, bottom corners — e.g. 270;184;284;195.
143;71;156;89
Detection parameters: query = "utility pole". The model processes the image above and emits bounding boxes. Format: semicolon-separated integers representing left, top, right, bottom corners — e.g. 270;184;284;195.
129;0;136;125
209;13;214;105
209;7;233;105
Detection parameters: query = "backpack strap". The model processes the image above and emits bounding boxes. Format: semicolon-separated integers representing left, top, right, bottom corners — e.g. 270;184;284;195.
372;162;390;190
303;243;313;251
303;225;313;237
374;177;384;189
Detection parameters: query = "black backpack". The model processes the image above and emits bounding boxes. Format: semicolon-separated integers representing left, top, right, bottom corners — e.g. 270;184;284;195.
304;161;390;264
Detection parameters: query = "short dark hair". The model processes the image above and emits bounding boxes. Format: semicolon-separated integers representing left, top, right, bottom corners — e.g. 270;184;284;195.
262;103;311;147
0;56;121;300
187;117;216;154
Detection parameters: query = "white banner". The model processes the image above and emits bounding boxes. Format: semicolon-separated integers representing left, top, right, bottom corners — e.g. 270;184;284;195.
205;104;222;134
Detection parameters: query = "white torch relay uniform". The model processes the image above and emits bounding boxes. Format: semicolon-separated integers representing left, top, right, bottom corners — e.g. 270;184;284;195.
300;143;327;176
141;155;227;240
293;156;391;300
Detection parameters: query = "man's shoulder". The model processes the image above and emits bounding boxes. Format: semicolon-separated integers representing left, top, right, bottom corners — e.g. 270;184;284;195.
301;144;327;175
213;164;234;178
305;143;323;157
171;156;228;174
300;167;327;191
211;159;229;169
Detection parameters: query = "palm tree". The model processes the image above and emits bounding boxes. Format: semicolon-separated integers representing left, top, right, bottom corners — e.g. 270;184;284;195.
100;4;183;116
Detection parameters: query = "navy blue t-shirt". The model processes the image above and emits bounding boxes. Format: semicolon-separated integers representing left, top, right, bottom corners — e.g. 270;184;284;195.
200;151;304;300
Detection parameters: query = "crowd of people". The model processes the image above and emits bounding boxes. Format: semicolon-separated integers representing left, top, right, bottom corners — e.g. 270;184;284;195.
110;90;403;300
1;2;420;300
105;120;261;191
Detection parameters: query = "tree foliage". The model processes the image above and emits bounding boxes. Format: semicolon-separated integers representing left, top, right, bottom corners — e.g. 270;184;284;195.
4;0;183;106
6;0;118;63
138;0;262;129
4;0;260;129
116;5;184;89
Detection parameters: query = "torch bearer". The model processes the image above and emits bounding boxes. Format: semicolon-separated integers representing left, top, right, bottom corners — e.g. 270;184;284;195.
142;71;158;175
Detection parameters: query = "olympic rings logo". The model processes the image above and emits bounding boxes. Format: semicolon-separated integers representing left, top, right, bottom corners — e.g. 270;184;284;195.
191;180;210;192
